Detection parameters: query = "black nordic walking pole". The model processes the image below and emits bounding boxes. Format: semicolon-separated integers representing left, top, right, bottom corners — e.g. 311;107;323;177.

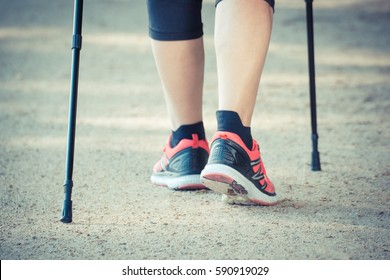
61;0;84;223
305;0;321;171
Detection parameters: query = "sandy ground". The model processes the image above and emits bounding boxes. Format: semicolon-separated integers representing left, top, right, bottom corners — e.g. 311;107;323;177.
0;0;389;260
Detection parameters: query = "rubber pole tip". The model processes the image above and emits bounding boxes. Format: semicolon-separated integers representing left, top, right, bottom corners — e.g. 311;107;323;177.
60;200;72;223
311;151;321;171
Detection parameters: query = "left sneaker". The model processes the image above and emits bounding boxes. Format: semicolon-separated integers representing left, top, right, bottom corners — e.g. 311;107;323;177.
151;134;209;190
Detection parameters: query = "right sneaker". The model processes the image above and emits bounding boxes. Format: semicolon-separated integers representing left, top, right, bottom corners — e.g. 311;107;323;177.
200;131;278;205
151;134;209;190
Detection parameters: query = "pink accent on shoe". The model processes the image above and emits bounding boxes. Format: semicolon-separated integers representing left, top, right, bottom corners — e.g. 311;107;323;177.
249;198;279;206
177;184;208;190
192;134;198;148
163;134;209;160
211;131;257;160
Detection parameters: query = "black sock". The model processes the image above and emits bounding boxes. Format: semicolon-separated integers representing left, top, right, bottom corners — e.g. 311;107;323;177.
170;121;206;147
216;110;253;150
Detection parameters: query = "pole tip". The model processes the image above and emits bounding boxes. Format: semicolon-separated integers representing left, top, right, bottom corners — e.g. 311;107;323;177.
311;151;321;171
61;199;73;223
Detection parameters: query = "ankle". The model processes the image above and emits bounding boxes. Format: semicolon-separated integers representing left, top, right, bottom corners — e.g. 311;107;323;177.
170;121;206;147
216;110;253;150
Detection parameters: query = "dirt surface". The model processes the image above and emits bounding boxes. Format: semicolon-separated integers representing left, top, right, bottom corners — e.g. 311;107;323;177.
0;0;389;260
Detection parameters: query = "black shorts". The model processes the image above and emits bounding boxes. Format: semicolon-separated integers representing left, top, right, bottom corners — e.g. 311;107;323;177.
147;0;275;41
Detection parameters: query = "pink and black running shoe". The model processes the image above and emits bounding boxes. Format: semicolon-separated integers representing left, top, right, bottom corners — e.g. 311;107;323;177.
151;134;209;190
201;131;278;205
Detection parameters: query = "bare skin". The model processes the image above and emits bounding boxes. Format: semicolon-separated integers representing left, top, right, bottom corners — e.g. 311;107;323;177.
151;37;204;130
215;0;273;126
151;0;273;129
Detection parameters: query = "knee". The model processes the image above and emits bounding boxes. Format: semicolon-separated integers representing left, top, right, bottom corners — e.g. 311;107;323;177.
147;0;203;41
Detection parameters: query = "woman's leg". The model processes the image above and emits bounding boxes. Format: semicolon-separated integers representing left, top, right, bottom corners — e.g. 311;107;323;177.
150;38;204;130
215;0;273;126
201;0;278;206
147;0;205;131
147;0;209;190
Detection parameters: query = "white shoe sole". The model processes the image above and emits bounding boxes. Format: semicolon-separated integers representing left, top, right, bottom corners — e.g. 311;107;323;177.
200;164;278;206
151;174;206;190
